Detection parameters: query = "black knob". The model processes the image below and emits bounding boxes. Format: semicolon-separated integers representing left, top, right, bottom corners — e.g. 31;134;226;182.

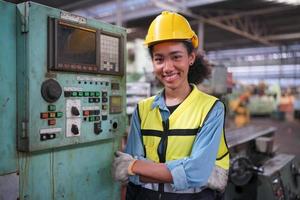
41;79;62;103
71;124;79;135
71;106;80;116
112;122;118;129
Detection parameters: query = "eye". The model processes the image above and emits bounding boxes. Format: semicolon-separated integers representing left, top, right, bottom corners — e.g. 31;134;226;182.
172;54;182;61
153;57;164;64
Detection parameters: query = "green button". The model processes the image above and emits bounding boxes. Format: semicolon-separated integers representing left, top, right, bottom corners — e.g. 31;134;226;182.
95;92;100;97
89;116;95;122
71;91;77;97
48;105;56;111
56;112;63;118
90;92;95;97
84;92;89;97
78;91;83;97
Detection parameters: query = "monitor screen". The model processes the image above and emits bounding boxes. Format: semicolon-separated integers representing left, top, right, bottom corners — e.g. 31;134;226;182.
57;22;96;67
110;96;122;113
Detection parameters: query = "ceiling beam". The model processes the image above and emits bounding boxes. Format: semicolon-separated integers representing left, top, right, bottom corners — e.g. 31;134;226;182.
151;0;273;45
194;15;273;45
95;6;162;23
210;5;295;21
264;32;300;40
60;0;101;10
75;0;225;23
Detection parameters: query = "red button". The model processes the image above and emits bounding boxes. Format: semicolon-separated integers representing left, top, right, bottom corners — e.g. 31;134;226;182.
83;110;90;116
48;119;56;126
40;112;48;119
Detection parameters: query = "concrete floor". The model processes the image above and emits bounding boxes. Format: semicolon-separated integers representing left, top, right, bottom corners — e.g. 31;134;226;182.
249;116;300;158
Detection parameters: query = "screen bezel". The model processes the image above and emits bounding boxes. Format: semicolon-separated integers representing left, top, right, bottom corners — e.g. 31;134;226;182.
48;17;124;76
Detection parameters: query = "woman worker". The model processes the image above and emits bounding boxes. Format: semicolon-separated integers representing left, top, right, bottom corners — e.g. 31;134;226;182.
113;11;229;200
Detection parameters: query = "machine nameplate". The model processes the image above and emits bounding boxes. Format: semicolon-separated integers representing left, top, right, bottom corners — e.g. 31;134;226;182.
40;127;62;134
64;87;82;91
60;12;86;24
77;76;110;82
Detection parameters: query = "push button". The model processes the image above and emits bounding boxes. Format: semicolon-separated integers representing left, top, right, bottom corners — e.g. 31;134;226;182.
48;112;56;118
102;105;108;110
40;112;48;119
102;91;107;97
71;91;78;97
48;105;56;111
48;119;56;126
95;92;100;97
64;91;71;97
94;116;100;121
102;98;108;103
84;92;90;97
56;112;63;118
88;116;95;122
93;110;100;115
83;110;90;116
40;133;56;141
78;91;83;97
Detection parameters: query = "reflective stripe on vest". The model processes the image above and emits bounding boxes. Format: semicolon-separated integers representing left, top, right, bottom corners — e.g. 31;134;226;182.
138;86;229;170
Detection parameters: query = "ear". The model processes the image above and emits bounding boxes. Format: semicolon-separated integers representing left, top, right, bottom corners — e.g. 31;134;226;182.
188;51;196;65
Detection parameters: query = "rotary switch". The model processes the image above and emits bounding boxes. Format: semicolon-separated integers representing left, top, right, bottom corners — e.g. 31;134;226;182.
41;79;62;103
71;106;80;116
71;124;79;135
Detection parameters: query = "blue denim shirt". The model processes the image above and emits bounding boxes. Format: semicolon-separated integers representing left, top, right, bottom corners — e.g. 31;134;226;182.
125;90;225;191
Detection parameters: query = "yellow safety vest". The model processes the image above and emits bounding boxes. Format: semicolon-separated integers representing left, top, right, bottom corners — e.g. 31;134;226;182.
138;86;229;170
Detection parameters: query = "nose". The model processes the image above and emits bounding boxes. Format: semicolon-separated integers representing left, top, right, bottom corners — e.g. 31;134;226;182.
163;58;174;72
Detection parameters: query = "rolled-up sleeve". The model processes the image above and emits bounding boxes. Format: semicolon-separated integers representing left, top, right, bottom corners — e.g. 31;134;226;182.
166;101;225;191
125;107;145;184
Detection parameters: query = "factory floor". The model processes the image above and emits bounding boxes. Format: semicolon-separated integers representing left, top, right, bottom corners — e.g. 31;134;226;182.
247;115;300;158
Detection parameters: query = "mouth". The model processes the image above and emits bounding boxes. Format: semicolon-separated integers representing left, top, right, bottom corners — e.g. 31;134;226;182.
162;73;179;82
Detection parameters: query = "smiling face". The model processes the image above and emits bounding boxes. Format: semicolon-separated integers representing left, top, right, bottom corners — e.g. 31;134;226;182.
151;41;195;90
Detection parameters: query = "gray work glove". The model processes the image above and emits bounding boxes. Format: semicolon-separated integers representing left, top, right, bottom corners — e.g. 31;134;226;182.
112;151;136;185
207;165;228;192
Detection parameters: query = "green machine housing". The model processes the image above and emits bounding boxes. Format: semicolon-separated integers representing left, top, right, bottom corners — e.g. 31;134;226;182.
17;3;126;151
0;1;126;199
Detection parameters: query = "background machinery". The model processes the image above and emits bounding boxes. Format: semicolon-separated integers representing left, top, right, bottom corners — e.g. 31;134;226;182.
225;125;300;200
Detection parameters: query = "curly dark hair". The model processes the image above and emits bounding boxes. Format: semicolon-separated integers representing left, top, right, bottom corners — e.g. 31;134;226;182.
148;41;212;84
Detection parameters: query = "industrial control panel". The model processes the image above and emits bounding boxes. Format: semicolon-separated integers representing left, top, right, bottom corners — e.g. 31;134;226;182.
16;2;126;152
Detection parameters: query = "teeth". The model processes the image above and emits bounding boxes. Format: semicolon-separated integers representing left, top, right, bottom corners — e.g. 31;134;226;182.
163;73;176;77
163;73;178;82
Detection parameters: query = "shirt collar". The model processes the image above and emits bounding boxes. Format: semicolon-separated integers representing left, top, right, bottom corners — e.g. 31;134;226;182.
151;84;196;110
151;90;168;111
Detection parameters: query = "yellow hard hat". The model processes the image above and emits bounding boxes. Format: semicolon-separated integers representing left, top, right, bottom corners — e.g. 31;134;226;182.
144;11;198;48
